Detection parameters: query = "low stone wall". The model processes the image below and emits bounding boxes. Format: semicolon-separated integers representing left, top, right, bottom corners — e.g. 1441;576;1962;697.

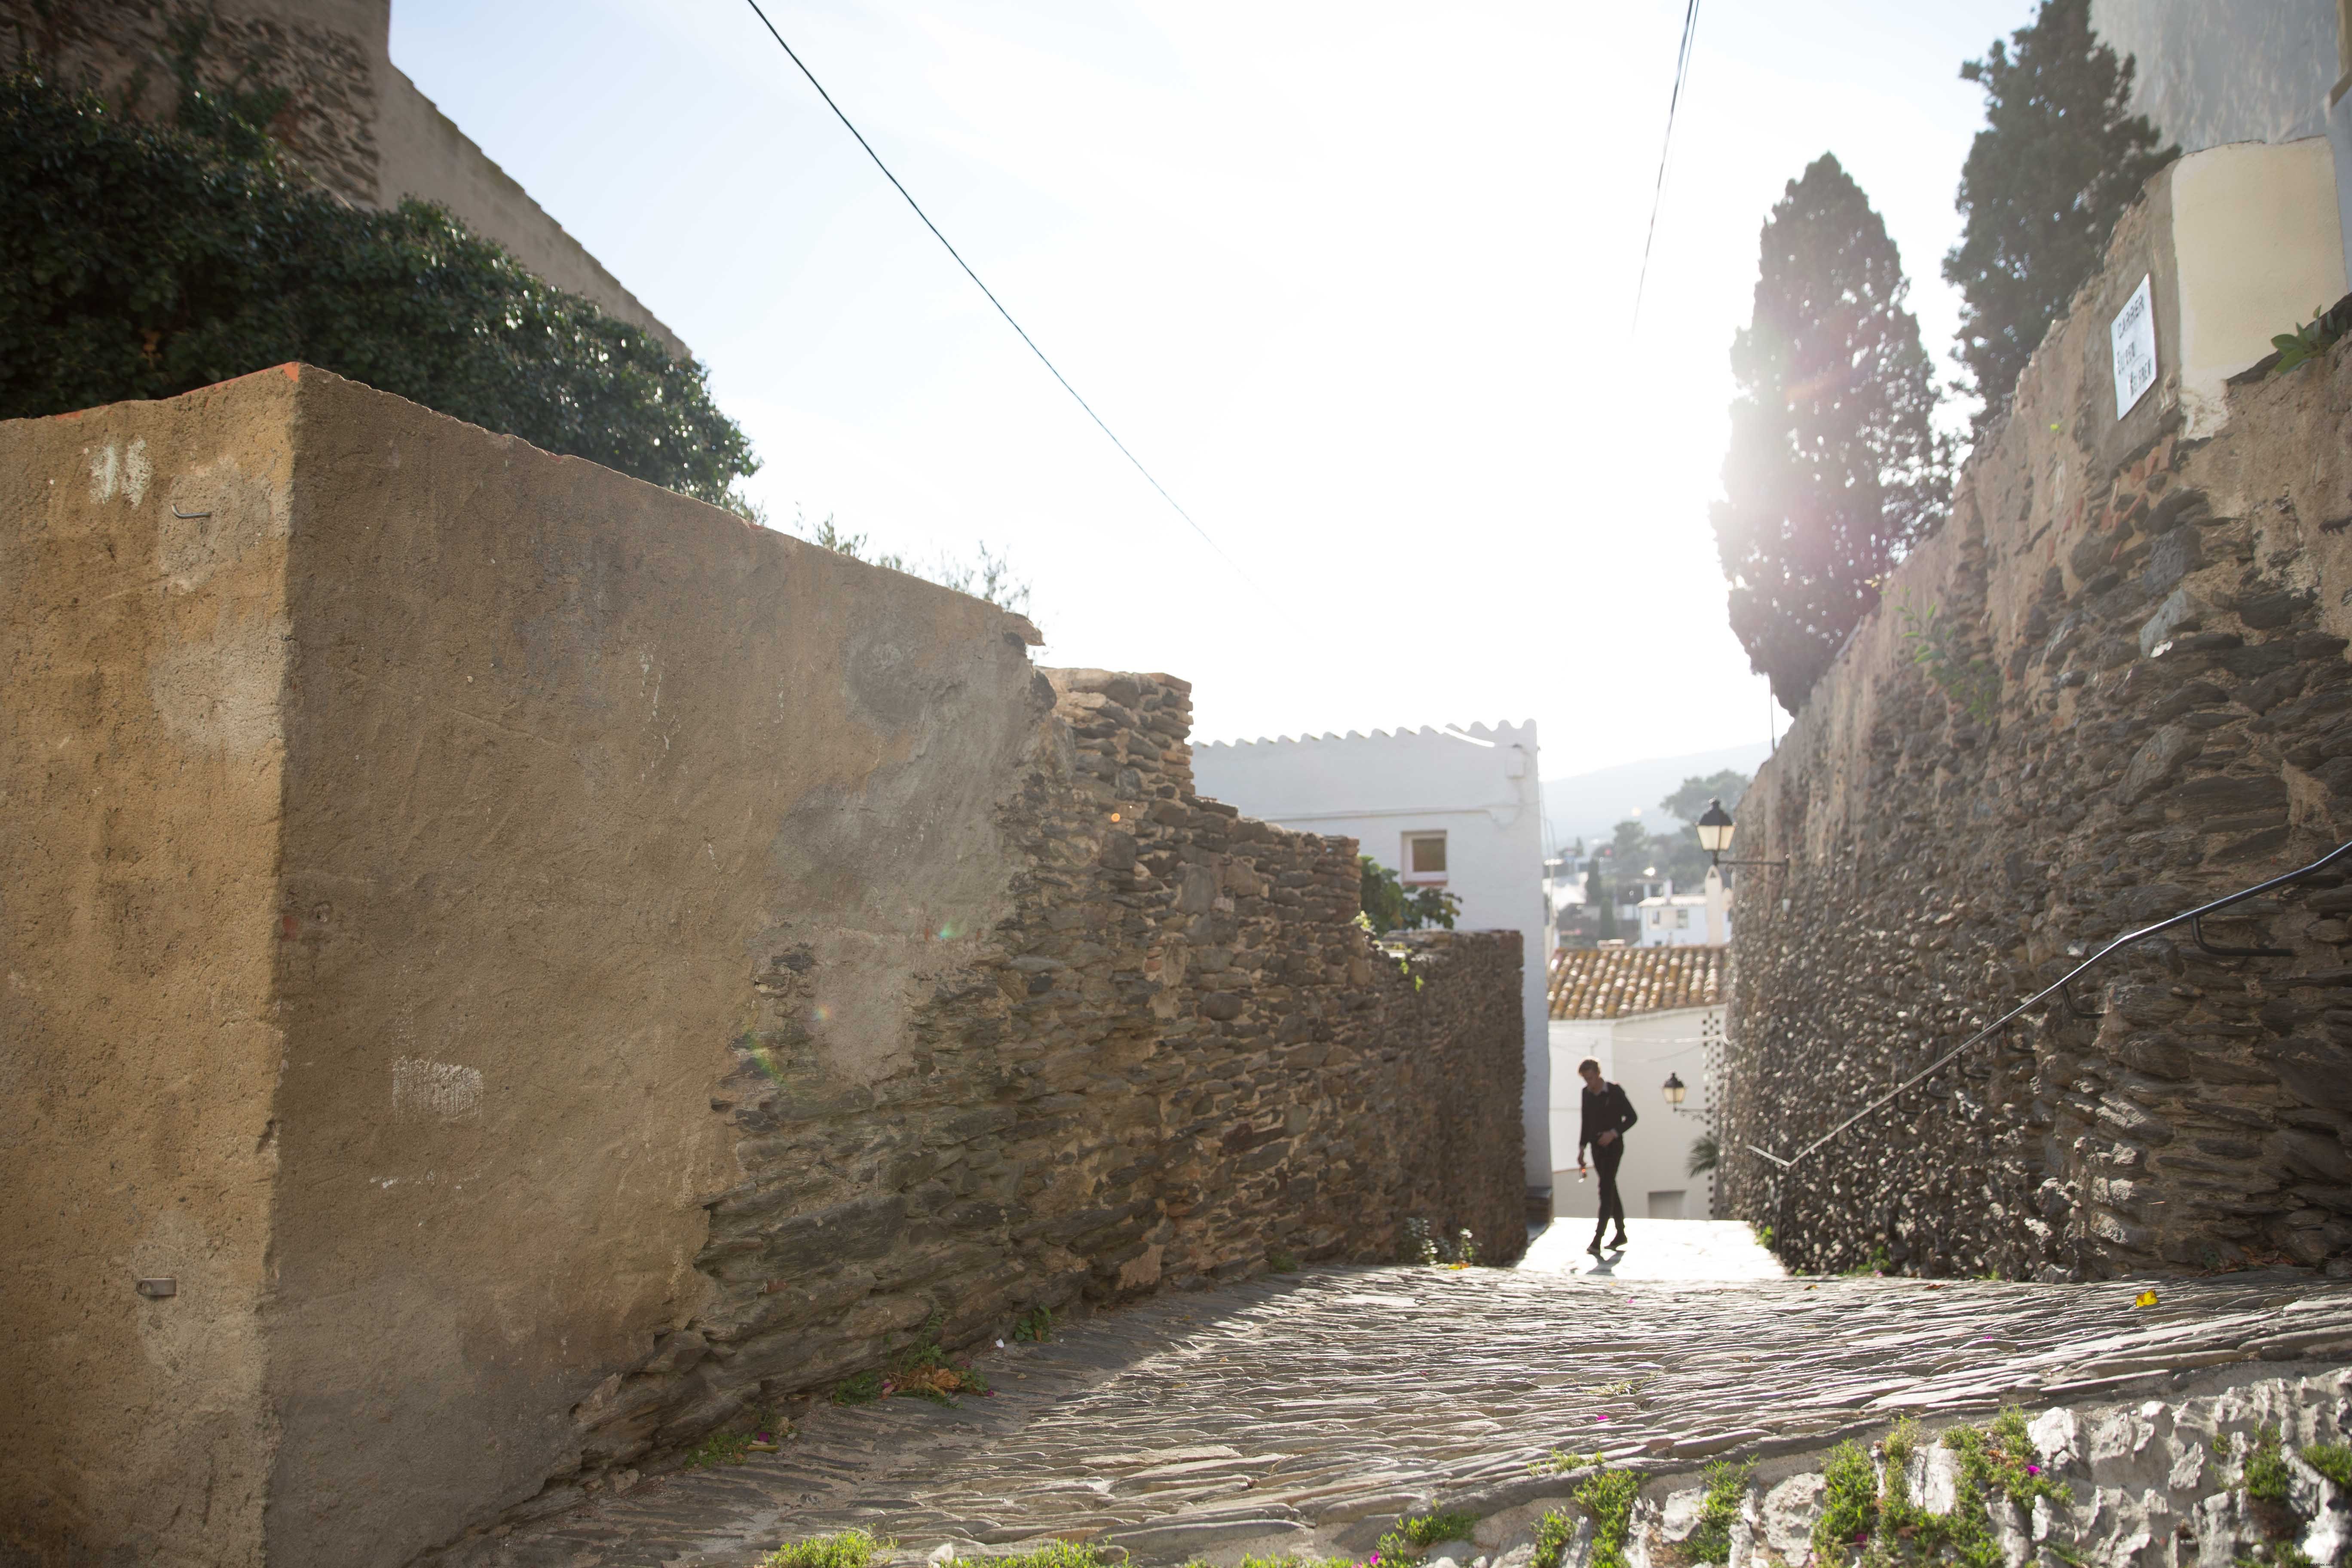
0;368;1522;1568
1724;158;2352;1280
566;666;1527;1499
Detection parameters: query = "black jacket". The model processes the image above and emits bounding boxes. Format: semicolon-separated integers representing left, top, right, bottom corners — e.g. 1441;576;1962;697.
1578;1080;1638;1159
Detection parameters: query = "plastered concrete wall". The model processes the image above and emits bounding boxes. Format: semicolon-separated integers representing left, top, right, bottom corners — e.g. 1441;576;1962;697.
2090;0;2340;152
1;369;1525;1566
1;369;303;1565
0;0;685;356
1721;149;2352;1280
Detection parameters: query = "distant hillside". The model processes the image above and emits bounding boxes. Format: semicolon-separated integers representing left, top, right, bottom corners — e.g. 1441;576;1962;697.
1542;741;1774;854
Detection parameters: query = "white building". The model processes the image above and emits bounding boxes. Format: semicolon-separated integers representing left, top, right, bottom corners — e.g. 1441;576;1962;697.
1634;867;1732;948
1546;944;1724;1223
1191;722;1552;1192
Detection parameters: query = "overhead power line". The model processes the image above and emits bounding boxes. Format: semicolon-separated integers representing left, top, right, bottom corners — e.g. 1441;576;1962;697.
736;0;1246;580
1631;0;1703;328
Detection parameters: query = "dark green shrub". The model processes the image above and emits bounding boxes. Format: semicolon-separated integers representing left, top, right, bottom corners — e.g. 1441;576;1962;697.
0;69;753;505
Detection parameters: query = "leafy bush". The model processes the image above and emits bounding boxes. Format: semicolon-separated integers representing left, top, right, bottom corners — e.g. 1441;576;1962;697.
2242;1425;2292;1505
0;68;754;506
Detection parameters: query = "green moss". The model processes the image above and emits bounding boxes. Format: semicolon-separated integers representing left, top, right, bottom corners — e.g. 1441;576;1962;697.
1684;1457;1753;1565
763;1532;891;1568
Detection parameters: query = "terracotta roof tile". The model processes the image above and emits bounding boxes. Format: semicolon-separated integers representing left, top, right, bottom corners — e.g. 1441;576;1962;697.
1547;944;1726;1020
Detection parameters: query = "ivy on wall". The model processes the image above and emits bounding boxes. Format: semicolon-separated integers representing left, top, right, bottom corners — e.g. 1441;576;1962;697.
0;68;755;506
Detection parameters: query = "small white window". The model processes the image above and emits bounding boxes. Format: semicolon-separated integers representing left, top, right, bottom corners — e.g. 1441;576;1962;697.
1676;908;1690;929
1403;832;1448;882
1649;909;1661;926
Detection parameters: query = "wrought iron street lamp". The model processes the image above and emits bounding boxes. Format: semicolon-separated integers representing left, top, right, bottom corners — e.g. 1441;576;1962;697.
1691;797;1788;870
1662;1072;1687;1107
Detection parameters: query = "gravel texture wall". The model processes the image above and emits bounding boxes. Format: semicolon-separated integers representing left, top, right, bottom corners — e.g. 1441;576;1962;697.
0;368;1523;1568
1723;187;2352;1281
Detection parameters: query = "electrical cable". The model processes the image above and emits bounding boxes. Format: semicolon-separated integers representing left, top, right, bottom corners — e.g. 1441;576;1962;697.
1631;0;1702;329
736;0;1248;581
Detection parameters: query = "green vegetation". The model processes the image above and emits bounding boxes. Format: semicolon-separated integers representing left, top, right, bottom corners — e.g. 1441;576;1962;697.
2303;1441;2352;1488
979;1542;1112;1568
1684;1457;1754;1565
831;1370;885;1406
2270;307;2347;377
1358;857;1462;934
1011;1306;1054;1344
1799;1409;2064;1566
1713;153;1948;715
1530;1508;1577;1568
0;68;754;506
1528;1448;1603;1477
1267;1250;1300;1274
1895;597;2002;724
2243;1424;2293;1505
1812;1439;1882;1560
1944;0;2177;430
683;1428;756;1469
881;1310;989;1403
1572;1468;1642;1568
1687;1134;1721;1179
763;1531;891;1568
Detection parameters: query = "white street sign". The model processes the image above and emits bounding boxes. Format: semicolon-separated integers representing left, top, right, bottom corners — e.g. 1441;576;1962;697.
2112;273;2158;418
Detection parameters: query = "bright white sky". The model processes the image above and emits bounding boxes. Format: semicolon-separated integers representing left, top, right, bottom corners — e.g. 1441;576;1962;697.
389;0;2036;775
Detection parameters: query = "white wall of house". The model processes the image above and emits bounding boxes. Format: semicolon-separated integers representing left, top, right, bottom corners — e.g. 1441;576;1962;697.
1634;868;1731;947
1548;1005;1719;1224
1192;721;1551;1187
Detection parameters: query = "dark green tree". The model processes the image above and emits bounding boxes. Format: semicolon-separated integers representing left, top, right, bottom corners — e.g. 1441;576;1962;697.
1944;0;2176;431
1660;769;1751;826
1713;154;1948;716
0;69;754;505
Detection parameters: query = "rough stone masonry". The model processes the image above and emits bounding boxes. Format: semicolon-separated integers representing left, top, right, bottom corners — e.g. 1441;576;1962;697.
0;367;1525;1568
1724;166;2352;1281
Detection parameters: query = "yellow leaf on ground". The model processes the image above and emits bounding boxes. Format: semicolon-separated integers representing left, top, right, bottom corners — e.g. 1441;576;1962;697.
2134;1289;2159;1308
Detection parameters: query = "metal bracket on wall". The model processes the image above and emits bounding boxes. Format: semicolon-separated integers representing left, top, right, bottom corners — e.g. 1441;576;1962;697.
2185;911;2293;959
2057;974;2107;1020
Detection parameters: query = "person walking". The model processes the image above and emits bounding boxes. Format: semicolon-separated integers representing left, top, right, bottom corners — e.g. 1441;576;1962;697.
1575;1057;1637;1257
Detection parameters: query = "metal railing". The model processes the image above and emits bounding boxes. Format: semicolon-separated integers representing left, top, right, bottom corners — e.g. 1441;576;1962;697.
1746;834;2352;1173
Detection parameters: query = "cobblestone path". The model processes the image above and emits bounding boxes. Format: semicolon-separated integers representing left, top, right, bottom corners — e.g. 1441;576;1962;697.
441;1262;2352;1568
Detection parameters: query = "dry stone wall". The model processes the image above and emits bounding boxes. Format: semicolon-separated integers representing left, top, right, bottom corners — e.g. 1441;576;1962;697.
1724;194;2352;1281
0;368;1522;1567
564;669;1528;1499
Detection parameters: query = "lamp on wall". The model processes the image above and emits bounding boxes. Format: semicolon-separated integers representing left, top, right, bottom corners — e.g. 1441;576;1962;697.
1691;797;1789;870
1662;1072;1688;1107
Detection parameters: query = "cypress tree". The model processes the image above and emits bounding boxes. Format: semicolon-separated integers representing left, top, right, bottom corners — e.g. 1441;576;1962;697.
1944;0;2176;432
1712;154;1948;716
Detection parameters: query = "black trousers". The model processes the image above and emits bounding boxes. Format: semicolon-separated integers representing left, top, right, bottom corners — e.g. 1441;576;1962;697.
1591;1141;1626;1237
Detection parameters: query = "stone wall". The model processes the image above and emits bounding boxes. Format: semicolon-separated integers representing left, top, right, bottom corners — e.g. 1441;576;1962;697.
0;368;1523;1568
2;0;687;355
1723;156;2352;1281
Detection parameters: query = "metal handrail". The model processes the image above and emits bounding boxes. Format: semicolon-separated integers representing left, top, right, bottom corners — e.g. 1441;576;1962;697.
1746;834;2352;1172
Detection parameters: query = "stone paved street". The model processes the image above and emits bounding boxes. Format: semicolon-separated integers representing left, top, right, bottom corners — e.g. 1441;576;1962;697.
437;1252;2352;1568
1517;1219;1785;1281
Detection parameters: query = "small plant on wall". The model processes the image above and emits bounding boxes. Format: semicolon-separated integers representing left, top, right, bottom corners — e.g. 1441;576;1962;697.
1895;595;2001;723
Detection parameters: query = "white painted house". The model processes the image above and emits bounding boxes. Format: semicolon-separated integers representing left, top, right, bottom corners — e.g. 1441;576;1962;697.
1634;867;1732;948
1547;944;1725;1223
1191;722;1552;1192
